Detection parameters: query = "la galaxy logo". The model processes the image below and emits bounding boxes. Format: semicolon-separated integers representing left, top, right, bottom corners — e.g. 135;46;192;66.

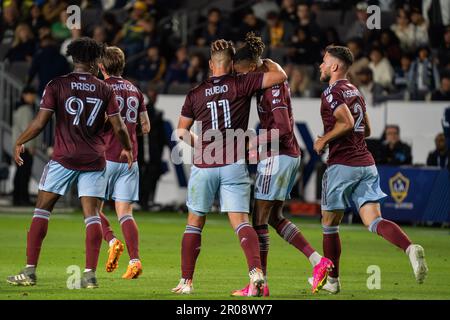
389;172;410;204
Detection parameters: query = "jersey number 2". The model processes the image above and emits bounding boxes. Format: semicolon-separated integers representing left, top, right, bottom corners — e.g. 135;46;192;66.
353;103;365;132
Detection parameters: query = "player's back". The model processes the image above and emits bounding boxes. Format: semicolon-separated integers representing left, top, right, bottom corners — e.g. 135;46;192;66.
320;79;374;167
40;72;119;171
103;76;145;163
256;81;300;157
181;72;264;167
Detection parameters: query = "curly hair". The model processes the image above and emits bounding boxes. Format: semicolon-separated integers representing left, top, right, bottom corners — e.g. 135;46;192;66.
233;32;265;64
66;37;106;64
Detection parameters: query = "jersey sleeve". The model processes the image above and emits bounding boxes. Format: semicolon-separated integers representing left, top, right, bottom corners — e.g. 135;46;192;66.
236;72;264;97
180;92;194;119
324;87;346;113
106;87;120;117
39;81;56;112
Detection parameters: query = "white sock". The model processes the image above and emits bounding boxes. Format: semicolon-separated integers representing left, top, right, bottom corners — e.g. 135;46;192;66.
26;264;36;268
405;244;414;256
129;259;140;265
328;276;339;283
84;268;92;273
309;251;322;266
109;238;117;247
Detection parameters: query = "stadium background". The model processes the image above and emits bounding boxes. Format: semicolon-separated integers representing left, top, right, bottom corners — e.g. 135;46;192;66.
0;0;449;301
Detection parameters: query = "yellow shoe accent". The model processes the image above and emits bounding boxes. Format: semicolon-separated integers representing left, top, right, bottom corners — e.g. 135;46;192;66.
122;260;143;279
105;239;124;273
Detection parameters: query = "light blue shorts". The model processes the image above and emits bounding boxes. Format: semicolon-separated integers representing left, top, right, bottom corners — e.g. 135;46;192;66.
321;164;387;211
104;160;139;202
255;155;301;201
39;160;107;198
187;161;251;215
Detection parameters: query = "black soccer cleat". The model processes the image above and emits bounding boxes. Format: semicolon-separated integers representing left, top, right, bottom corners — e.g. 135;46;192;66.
7;267;37;286
81;270;98;289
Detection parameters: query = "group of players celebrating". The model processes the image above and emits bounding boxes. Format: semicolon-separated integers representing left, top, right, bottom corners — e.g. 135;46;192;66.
7;33;428;297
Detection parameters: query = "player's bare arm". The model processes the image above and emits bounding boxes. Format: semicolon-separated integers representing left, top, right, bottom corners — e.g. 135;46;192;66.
364;112;371;138
108;114;133;168
261;59;287;89
314;104;354;155
176;116;195;147
14;109;53;166
139;111;151;135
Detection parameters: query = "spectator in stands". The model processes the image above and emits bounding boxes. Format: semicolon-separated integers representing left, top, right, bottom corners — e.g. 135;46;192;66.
356;67;388;106
187;53;207;84
437;27;450;70
288;65;312;97
427;133;450;169
369;47;395;89
431;73;450;101
379;125;412;165
27;35;70;95
163;45;190;93
51;10;71;42
12;86;37;206
92;25;107;44
279;0;298;26
42;0;67;24
391;8;415;53
138;86;167;210
378;29;402;67
1;4;19;45
423;0;450;48
252;0;280;21
345;2;369;42
135;46;166;87
237;9;265;40
26;4;47;38
322;26;341;47
196;8;226;47
262;11;293;47
393;54;413;93
347;38;370;86
295;3;322;45
407;46;440;100
410;7;429;50
287;26;320;65
102;11;122;45
5;23;36;63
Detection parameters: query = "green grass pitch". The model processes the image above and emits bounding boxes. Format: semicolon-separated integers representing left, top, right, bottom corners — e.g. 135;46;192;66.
0;211;449;300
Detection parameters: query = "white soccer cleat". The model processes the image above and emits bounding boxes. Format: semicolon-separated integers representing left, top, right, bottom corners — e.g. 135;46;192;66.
308;276;340;294
407;244;428;284
171;278;193;294
248;268;265;297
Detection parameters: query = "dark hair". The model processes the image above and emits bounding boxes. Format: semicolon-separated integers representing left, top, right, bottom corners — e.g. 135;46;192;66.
22;85;36;95
66;37;106;64
325;45;354;67
385;124;400;134
233;32;265;64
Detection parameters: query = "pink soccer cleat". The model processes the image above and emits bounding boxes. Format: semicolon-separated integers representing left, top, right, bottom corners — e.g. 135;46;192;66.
311;257;334;294
231;283;270;297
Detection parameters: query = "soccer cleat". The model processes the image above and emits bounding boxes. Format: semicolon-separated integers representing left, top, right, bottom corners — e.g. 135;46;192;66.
231;283;270;297
122;260;143;279
407;244;428;284
308;276;340;294
171;278;193;294
81;270;98;289
6;267;37;286
311;257;334;293
106;239;124;273
248;268;265;297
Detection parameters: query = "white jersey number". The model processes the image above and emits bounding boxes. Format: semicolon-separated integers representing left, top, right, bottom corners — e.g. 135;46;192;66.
65;96;103;126
207;99;231;129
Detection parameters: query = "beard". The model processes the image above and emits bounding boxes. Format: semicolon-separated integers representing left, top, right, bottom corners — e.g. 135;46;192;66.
320;72;331;83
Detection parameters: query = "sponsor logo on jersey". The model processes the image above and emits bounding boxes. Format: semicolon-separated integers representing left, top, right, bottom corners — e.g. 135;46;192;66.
326;94;333;103
272;99;281;104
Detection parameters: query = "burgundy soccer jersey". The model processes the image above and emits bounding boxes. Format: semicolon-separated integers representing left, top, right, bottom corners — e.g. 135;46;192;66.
256;81;300;157
39;72;120;171
181;72;264;167
103;76;146;163
320;79;375;167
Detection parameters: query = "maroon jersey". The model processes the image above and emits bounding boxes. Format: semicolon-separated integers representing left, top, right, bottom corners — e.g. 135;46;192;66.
320;79;375;167
39;72;120;171
103;76;146;163
256;81;300;157
181;72;264;167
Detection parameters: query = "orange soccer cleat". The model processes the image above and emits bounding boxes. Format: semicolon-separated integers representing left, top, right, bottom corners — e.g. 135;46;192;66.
106;239;124;273
122;260;143;279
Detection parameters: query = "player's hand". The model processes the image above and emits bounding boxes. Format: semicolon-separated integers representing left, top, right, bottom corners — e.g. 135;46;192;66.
314;135;327;155
14;144;25;166
120;149;134;170
211;39;231;52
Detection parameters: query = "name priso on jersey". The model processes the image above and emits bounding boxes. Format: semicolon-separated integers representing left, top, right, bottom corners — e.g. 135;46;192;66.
116;96;139;123
65;96;103;126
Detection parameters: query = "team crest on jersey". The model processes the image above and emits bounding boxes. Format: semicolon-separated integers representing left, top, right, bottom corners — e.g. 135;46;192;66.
326;94;333;103
272;89;280;97
389;172;410;204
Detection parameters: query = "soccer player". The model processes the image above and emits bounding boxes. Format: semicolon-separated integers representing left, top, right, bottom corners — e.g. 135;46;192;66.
171;39;287;296
313;45;428;294
97;46;150;279
7;38;133;289
230;32;333;296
